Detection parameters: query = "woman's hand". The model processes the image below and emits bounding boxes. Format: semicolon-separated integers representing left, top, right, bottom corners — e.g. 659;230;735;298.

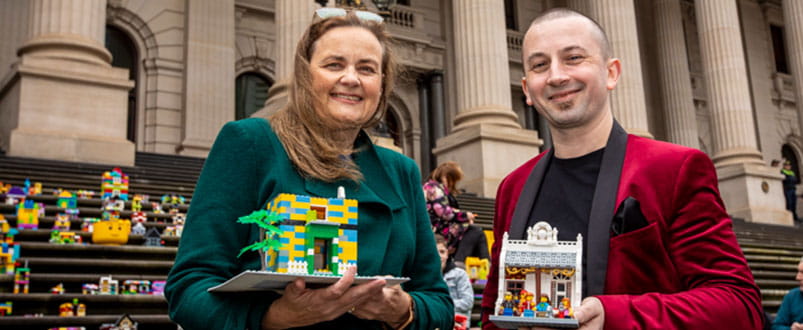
351;283;413;328
516;297;604;330
261;266;386;329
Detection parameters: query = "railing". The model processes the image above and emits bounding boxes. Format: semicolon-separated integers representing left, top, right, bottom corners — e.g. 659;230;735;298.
507;30;523;53
387;5;422;31
773;72;796;104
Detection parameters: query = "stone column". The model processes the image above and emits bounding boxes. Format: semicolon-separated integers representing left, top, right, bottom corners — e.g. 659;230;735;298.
434;0;540;197
0;0;135;165
784;0;803;141
696;0;791;225
178;0;235;156
253;0;319;118
583;0;652;138
429;71;446;142
418;75;431;176
654;0;699;148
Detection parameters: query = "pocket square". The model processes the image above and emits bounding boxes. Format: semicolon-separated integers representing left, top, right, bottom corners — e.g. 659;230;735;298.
611;196;649;236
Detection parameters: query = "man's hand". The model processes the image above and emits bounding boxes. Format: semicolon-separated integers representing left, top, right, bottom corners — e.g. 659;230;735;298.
791;321;803;330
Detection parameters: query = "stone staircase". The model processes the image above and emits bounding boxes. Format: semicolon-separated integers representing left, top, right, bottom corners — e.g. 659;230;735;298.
0;153;200;329
0;154;799;329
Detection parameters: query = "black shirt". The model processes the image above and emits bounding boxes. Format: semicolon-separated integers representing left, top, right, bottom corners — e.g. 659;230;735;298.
527;148;604;298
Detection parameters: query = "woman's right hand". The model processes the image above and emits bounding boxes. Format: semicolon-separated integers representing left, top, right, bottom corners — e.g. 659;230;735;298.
261;266;386;329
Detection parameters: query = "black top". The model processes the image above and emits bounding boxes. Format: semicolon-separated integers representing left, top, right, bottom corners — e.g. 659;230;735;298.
528;147;605;298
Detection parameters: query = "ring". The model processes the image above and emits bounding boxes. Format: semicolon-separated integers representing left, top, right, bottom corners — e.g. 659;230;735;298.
349;306;356;314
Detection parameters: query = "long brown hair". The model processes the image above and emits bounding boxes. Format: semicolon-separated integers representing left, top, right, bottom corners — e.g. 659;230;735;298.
429;161;464;195
271;12;398;182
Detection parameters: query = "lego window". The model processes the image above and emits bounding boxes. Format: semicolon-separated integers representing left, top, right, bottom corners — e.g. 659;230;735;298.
310;206;327;220
506;280;524;297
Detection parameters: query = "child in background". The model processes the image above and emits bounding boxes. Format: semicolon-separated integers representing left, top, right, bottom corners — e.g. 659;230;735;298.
437;234;475;322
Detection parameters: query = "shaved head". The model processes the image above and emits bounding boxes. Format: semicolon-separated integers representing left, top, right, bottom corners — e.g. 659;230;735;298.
527;8;612;60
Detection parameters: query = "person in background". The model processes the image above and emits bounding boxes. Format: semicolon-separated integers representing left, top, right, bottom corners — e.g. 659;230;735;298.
436;234;474;321
482;8;762;330
772;256;803;330
781;160;800;223
165;8;452;330
424;162;476;253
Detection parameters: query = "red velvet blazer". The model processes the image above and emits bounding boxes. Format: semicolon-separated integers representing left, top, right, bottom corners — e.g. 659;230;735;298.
481;123;763;329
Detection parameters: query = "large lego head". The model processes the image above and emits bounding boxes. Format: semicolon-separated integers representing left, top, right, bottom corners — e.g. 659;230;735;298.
91;218;131;245
504;291;512;301
540;294;549;303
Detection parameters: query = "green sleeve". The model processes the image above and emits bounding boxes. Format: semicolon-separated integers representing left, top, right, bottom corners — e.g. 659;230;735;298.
772;290;794;330
399;157;454;329
166;120;276;330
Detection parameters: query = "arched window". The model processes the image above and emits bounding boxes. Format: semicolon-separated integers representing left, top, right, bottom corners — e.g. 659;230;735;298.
105;25;138;143
371;108;401;148
235;73;272;120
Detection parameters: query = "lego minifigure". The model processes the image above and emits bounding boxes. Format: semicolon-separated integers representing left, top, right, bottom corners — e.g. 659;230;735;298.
556;297;573;319
535;294;551;318
518;290;535;317
500;291;516;316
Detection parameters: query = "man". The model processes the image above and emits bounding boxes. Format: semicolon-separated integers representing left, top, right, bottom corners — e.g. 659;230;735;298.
773;257;803;330
781;161;800;223
481;8;763;330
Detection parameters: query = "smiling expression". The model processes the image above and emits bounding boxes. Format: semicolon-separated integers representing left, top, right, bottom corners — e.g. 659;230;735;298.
521;16;619;131
309;26;383;129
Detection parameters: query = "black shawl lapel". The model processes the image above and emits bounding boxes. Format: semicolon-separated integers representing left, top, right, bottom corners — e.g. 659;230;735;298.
508;149;553;240
585;121;628;296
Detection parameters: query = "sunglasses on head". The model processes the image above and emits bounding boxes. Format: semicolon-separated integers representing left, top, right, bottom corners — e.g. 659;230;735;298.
315;7;384;23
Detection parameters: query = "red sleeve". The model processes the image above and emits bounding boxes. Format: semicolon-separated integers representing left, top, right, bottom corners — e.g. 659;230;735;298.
597;150;763;330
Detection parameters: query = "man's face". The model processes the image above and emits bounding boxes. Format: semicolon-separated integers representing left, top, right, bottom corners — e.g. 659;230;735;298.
796;261;803;291
521;16;620;131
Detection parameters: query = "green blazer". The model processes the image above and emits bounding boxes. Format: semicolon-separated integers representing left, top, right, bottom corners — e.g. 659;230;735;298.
166;118;453;329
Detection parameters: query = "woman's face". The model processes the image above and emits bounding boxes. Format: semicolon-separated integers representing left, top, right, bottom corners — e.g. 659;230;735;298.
309;26;384;128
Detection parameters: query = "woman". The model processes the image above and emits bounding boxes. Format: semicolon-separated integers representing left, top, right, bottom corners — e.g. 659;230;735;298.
423;162;475;253
166;9;452;330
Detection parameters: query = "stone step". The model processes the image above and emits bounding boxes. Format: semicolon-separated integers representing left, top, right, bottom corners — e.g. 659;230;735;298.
0;293;167;315
12;229;180;246
0;272;167;294
15;257;173;276
0;314;174;329
16;242;176;260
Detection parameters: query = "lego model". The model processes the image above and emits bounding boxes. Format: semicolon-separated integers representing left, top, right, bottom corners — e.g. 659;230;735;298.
150;202;163;214
81;217;100;232
5;186;26;205
53;213;71;231
465;256;490;282
1;241;20;275
122;280;151;294
59;298;85;317
257;192;358;276
82;283;99;295
76;190;95;199
150;280;166;295
210;189;408;292
51;283;65;294
99;275;119;295
16;199;40;230
92;217;131;245
14;267;30;294
101;167;129;201
143;227;162;246
131;195;148;212
56;191;77;209
50;230;81;244
489;222;582;329
0;301;10;316
161;194;185;209
100;314;138;330
1;216;20;275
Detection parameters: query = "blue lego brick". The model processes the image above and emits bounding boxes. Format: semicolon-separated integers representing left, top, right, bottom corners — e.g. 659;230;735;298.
277;255;289;263
328;199;344;206
294;256;306;262
341;230;357;242
276;200;291;208
297;195;310;203
327;211;343;218
294;244;306;251
348;206;358;213
280;237;290;244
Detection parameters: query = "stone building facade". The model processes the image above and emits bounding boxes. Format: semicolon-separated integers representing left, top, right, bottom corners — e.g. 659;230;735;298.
0;0;800;225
